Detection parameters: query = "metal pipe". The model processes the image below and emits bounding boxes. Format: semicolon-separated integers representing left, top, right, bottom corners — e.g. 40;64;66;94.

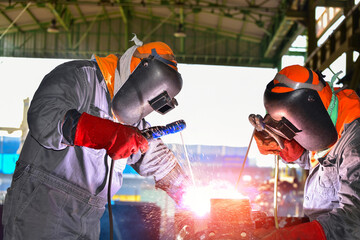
0;2;31;40
273;155;280;229
236;129;255;190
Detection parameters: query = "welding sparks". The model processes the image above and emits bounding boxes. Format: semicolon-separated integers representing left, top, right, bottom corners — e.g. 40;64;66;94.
181;180;248;217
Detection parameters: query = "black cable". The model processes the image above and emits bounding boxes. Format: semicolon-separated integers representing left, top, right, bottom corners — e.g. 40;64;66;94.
107;157;115;240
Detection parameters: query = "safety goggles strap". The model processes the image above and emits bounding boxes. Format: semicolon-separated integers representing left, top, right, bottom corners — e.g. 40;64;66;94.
151;48;177;68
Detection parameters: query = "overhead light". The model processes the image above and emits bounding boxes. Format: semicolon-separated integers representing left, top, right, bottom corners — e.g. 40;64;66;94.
174;24;186;38
47;19;59;33
174;31;186;38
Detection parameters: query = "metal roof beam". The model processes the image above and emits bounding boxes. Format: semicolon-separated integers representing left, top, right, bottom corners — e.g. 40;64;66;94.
102;5;110;19
278;23;306;57
0;10;22;32
114;0;128;24
46;3;70;32
285;10;307;21
263;14;294;58
142;12;173;42
73;11;102;50
21;3;44;30
316;0;350;8
46;3;75;47
100;5;121;44
115;1;129;49
0;2;29;38
75;3;89;26
133;11;262;43
1;1;280;12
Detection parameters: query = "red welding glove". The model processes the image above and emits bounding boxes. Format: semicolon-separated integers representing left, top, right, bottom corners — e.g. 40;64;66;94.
74;112;149;160
249;114;304;162
254;131;304;162
253;220;326;240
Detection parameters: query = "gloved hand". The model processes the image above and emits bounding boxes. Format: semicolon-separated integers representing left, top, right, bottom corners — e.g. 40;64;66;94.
253;220;326;240
155;163;191;206
254;132;304;162
73;112;149;160
249;114;304;162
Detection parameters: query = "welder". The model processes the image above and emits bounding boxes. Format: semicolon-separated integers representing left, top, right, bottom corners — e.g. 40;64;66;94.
251;65;360;239
2;35;190;239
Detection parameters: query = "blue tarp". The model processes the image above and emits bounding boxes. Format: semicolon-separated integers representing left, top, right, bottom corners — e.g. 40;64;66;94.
0;136;20;174
0;137;252;175
0;136;20;154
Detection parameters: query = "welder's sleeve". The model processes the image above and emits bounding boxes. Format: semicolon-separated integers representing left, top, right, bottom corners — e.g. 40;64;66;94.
155;163;191;205
128;119;190;204
254;220;326;240
63;110;149;160
131;142;190;205
128;120;176;179
315;140;360;239
129;138;177;180
28;64;87;150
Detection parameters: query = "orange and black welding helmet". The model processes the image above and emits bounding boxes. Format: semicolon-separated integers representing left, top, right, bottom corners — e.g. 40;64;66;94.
112;42;182;125
263;65;338;151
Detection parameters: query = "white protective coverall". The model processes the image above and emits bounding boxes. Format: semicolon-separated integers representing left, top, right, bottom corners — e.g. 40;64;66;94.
295;118;360;239
2;56;186;239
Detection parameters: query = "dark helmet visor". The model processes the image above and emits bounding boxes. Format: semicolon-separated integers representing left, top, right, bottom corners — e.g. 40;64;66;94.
264;82;338;151
112;56;182;125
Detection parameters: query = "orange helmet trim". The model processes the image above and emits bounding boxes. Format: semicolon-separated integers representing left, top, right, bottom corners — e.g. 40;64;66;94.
130;42;177;73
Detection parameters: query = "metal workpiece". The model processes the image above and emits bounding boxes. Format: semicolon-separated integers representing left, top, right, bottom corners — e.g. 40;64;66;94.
175;198;258;240
175;197;310;240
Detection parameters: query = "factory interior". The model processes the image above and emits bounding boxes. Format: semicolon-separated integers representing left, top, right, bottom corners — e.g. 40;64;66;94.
0;0;360;239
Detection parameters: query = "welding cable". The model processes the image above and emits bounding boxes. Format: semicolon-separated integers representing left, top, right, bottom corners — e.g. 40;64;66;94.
107;156;115;240
236;129;255;189
104;121;186;240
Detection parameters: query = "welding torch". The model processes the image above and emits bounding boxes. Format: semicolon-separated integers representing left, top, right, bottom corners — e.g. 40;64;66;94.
141;119;186;140
248;114;285;150
237;114;286;188
248;114;284;229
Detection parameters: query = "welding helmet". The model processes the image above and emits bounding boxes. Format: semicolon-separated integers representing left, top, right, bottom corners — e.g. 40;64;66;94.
263;65;338;151
112;42;182;125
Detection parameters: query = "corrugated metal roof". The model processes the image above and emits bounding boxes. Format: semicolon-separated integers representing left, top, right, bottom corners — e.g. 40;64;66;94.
0;0;307;68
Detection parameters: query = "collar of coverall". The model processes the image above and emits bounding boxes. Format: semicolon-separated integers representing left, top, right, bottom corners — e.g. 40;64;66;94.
93;54;118;99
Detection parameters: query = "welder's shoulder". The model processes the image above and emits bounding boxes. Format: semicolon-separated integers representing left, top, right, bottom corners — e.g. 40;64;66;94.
337;119;360;166
51;59;95;73
42;60;98;87
342;119;360;143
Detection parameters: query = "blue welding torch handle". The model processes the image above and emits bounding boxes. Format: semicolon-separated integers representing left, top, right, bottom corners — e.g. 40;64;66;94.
141;120;186;140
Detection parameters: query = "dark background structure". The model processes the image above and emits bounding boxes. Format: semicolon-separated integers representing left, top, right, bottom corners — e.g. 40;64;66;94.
0;0;358;90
